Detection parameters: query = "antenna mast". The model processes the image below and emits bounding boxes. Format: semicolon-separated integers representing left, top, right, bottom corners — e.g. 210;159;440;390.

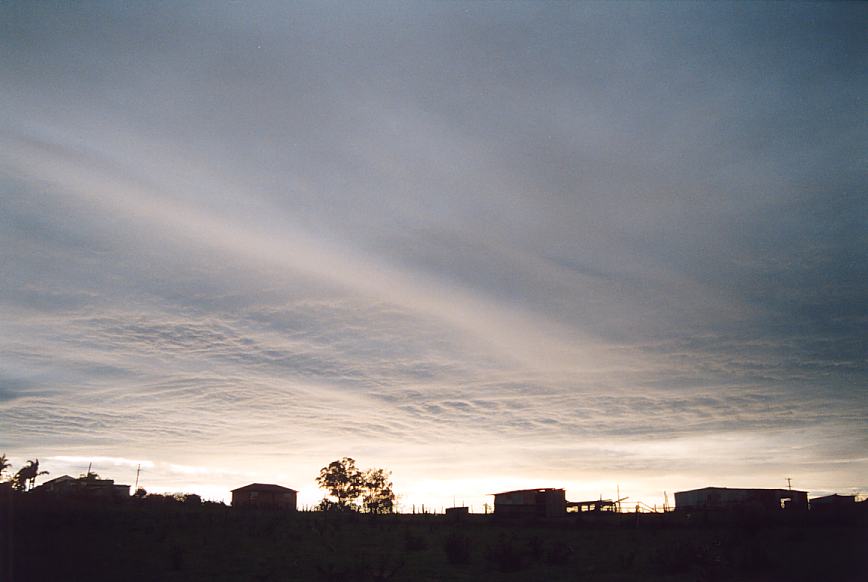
134;464;141;491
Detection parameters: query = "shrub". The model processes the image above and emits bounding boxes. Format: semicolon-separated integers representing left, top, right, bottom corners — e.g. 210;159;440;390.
485;536;526;573
546;540;574;566
444;531;472;565
404;530;428;552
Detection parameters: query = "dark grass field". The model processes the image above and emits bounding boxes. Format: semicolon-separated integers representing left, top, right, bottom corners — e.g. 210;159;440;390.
3;495;866;581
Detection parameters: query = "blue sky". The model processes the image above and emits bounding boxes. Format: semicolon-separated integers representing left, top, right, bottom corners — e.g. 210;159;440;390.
1;1;865;509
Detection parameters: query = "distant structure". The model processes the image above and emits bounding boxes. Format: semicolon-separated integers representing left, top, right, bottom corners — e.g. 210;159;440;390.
445;506;469;522
37;475;76;493
231;483;297;510
36;474;130;498
674;487;808;512
810;494;857;511
492;488;566;518
566;498;620;513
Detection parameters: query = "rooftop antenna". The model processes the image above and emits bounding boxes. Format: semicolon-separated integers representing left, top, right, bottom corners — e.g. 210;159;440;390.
786;477;792;491
134;464;141;491
87;462;92;476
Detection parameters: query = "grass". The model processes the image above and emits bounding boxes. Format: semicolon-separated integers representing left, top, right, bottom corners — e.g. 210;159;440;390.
2;494;866;581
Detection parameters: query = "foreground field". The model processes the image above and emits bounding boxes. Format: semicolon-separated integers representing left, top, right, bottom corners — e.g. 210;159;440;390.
3;496;866;581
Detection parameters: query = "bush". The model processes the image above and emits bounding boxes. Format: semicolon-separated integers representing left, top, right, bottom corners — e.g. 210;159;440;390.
649;542;694;575
444;531;472;565
546;540;574;565
485;536;526;573
404;529;428;552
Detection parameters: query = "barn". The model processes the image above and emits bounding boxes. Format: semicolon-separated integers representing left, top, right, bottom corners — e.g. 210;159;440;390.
231;483;297;510
674;487;808;512
492;488;566;518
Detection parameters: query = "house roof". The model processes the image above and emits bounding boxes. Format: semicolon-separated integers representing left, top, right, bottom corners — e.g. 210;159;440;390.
492;488;564;496
231;483;297;494
675;487;807;495
811;494;855;502
41;475;75;485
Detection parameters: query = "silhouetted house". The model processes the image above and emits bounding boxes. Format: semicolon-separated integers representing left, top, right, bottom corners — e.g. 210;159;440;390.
492;488;566;518
231;483;297;510
810;494;857;511
445;506;469;521
38;475;77;493
674;487;808;512
36;474;130;498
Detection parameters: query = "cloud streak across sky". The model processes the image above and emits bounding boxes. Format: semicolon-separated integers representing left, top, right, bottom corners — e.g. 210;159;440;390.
1;1;866;508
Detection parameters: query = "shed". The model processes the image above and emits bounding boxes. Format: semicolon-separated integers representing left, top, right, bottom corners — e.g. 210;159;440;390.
492;488;565;518
231;483;297;510
445;506;469;521
566;499;619;513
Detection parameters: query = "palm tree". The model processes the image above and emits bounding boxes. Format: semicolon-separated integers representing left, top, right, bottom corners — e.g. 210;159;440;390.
12;459;49;491
0;454;10;482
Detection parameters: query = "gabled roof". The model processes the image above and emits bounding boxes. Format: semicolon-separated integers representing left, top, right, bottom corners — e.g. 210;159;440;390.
231;483;297;494
41;475;75;485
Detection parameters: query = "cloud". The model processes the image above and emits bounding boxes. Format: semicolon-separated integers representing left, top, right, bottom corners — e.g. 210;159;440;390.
48;456;155;470
0;1;865;508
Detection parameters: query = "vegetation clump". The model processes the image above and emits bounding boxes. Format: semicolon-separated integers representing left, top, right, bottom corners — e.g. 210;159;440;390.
316;457;396;514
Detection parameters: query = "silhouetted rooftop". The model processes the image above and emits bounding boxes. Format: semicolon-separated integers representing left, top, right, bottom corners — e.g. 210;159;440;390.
676;486;807;495
491;488;565;496
231;483;297;494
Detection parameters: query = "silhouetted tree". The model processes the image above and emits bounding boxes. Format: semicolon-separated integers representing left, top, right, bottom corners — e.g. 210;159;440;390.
317;457;363;511
316;457;396;513
0;454;10;482
12;458;48;491
361;468;395;514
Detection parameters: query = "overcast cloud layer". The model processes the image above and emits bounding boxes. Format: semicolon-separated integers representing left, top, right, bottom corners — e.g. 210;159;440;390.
1;1;866;508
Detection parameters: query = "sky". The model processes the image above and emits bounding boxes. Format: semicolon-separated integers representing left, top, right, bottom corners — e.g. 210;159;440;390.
1;1;866;510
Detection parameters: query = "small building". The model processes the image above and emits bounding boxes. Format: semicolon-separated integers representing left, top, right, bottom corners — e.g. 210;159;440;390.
810;494;857;511
674;487;808;512
231;483;297;510
566;499;619;513
36;474;130;498
445;506;469;521
38;475;77;493
492;488;566;518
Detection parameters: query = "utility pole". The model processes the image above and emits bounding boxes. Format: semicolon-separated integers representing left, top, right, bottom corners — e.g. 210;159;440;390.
134;464;141;492
787;477;792;491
